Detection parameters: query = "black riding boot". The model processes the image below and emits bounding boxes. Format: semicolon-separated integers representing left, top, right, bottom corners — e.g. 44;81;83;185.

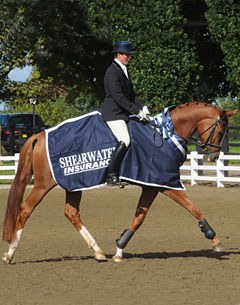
106;141;127;186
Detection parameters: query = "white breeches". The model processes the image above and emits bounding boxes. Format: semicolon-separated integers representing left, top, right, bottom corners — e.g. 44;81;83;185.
106;120;130;147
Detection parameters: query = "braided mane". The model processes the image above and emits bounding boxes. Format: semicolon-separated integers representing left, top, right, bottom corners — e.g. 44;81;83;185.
177;101;220;111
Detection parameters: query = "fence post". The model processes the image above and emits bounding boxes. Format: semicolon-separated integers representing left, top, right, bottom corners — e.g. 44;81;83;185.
190;151;198;185
15;153;19;174
216;152;224;188
196;143;203;175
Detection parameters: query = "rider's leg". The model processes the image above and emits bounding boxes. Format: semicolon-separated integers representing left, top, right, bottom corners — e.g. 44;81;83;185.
106;120;130;186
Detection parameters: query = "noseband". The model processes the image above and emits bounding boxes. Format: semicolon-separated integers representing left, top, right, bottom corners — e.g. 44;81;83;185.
191;117;228;153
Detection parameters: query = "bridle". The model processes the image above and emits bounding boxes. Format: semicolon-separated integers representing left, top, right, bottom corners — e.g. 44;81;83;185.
190;116;228;154
146;108;228;154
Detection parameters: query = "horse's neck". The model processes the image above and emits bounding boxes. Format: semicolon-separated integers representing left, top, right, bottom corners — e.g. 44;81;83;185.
171;106;209;141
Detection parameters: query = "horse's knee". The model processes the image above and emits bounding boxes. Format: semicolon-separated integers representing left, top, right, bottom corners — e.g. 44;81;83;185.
133;207;148;230
64;204;79;224
19;206;31;221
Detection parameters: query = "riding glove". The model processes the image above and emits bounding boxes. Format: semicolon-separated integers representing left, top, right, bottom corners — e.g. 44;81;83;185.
138;106;150;121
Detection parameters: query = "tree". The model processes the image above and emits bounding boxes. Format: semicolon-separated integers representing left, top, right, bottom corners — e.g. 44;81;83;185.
0;1;23;99
205;0;240;101
181;0;230;100
0;0;111;103
86;0;202;112
1;0;239;117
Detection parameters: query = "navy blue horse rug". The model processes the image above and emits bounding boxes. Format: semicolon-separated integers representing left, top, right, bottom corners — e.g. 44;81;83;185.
46;110;187;191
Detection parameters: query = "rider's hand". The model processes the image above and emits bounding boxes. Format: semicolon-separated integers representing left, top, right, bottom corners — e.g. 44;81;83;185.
142;106;150;116
138;106;151;121
138;109;148;121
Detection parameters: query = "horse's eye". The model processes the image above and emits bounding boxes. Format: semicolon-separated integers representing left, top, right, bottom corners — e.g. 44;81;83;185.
218;131;224;138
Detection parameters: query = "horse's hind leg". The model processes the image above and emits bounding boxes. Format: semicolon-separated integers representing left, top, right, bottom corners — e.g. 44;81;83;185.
64;191;107;262
162;189;224;252
2;185;53;264
113;186;159;262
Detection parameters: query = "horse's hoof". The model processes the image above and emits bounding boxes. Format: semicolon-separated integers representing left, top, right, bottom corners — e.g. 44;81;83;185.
112;255;123;263
2;253;12;264
213;243;225;252
95;251;107;262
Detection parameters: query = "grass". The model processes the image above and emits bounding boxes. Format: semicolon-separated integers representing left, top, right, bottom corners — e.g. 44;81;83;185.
0;160;15;184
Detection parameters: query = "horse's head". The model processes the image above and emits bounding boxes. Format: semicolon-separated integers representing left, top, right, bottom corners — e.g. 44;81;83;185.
196;108;238;154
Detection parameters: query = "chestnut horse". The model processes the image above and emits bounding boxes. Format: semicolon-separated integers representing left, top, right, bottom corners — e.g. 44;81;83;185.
2;102;238;263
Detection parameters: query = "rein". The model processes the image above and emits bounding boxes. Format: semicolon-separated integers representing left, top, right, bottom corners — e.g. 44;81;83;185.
146;114;187;156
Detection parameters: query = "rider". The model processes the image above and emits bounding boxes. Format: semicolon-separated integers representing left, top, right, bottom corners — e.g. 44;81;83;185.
101;40;149;186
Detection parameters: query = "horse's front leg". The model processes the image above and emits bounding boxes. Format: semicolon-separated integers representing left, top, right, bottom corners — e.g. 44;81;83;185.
64;191;107;262
113;186;159;262
162;189;224;252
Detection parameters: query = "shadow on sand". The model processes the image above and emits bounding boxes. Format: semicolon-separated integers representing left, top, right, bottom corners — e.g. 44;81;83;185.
16;248;240;264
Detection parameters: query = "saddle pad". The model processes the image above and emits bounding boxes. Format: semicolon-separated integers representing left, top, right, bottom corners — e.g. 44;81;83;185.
46;111;186;191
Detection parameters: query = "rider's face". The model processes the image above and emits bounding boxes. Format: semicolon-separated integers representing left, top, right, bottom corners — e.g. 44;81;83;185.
117;53;132;65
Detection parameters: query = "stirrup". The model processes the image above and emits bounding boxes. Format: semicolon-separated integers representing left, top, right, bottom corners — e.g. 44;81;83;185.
118;181;128;189
106;174;120;186
106;174;128;188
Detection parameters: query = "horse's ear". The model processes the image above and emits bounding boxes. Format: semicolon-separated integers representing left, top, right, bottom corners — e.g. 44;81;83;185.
226;109;238;117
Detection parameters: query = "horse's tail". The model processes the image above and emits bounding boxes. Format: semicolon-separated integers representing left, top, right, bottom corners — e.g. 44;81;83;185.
2;134;39;243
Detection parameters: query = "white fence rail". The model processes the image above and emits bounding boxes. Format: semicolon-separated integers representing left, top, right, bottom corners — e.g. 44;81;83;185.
0;153;19;181
0;152;240;187
180;151;240;187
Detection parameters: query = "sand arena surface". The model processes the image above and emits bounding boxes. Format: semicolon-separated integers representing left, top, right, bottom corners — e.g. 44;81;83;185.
0;185;240;305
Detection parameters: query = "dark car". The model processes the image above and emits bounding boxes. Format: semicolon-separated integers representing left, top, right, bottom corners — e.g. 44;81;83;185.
0;113;46;155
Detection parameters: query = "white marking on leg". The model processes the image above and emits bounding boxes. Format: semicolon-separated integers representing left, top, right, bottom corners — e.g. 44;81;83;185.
115;247;123;257
79;226;101;252
113;247;123;262
79;226;107;261
5;229;23;261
